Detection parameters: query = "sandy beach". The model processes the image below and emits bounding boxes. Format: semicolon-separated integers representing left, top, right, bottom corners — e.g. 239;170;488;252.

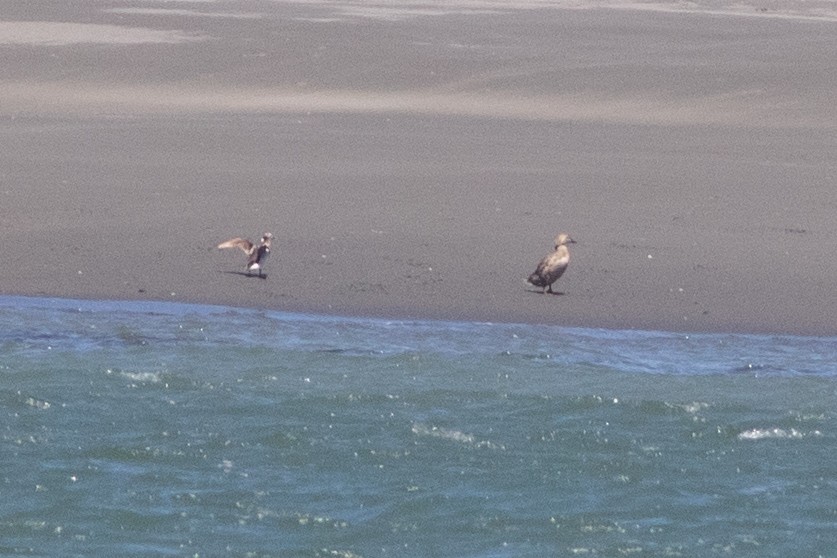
1;0;836;335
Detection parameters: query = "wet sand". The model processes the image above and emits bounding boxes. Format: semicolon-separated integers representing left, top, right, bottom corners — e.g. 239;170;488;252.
1;1;836;335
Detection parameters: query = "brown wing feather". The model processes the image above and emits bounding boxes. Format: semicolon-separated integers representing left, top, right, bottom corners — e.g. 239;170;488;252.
217;237;256;255
533;255;552;276
530;248;569;284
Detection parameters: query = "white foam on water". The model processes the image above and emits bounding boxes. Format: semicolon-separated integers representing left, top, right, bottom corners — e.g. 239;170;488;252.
115;370;163;384
737;427;822;440
411;423;504;449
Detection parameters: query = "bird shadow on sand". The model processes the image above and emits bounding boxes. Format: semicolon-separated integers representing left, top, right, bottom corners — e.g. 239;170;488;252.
526;289;566;296
218;270;268;280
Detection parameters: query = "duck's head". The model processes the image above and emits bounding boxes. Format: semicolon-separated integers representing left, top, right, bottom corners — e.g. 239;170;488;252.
554;233;576;248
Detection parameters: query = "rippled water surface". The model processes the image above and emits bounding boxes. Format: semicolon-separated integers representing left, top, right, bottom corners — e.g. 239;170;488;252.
2;297;836;557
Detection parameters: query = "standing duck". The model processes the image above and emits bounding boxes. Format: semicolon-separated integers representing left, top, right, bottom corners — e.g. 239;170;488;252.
527;233;576;294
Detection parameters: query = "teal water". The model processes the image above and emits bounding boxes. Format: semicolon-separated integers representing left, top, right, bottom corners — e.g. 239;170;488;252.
2;296;836;557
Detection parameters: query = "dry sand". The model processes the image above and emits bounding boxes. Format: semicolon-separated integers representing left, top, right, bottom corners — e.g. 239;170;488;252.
1;1;836;335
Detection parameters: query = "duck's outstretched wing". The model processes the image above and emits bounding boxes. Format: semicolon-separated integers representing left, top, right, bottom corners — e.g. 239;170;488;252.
217;237;256;255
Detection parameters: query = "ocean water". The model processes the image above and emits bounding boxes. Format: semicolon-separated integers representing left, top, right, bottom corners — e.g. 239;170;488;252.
1;296;836;557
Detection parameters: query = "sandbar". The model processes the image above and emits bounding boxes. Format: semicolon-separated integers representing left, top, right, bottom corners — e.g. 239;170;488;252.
1;1;835;335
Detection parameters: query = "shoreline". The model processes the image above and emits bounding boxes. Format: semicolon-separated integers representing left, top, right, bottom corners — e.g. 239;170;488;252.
3;292;837;340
